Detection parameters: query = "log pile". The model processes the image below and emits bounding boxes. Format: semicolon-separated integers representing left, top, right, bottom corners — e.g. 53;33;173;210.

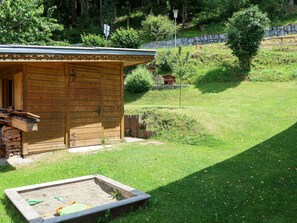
0;108;40;158
124;115;154;139
1;126;22;158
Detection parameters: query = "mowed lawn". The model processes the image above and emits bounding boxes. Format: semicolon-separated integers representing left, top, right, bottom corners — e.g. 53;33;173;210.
1;82;297;223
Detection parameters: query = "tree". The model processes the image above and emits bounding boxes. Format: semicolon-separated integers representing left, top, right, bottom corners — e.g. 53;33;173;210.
226;5;270;71
172;46;189;107
103;0;116;25
0;0;63;44
141;15;175;41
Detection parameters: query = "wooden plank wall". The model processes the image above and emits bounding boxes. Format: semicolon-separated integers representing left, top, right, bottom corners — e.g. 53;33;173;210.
100;63;123;141
69;62;123;146
23;62;123;153
68;64;103;147
25;63;66;153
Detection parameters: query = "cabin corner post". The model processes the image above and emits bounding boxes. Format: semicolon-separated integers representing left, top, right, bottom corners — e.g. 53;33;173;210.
65;63;70;148
22;64;29;156
120;63;124;140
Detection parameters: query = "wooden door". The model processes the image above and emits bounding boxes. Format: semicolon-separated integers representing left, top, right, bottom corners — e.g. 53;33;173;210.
68;65;103;147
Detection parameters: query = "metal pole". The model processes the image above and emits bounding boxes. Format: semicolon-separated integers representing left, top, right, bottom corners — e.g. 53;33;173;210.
175;18;177;48
180;76;182;107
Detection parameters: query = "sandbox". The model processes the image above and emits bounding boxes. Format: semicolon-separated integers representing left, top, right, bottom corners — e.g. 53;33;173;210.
5;175;150;223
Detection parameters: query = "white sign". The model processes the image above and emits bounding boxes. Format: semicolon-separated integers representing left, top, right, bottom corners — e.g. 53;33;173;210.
103;24;110;37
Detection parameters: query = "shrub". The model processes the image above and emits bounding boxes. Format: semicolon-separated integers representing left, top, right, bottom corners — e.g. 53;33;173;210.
110;28;140;48
81;34;107;47
141;110;220;147
125;66;153;93
226;6;270;71
141;15;175;41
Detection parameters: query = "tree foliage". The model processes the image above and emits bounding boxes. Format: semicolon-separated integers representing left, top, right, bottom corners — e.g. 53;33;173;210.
226;6;270;71
0;0;63;44
172;46;190;107
125;66;153;93
110;28;140;48
141;15;175;41
81;34;107;47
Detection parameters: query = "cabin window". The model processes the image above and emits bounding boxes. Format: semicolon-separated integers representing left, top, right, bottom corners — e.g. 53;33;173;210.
3;73;23;110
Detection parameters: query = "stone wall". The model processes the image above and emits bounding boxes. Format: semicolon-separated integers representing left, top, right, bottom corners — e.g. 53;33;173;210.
141;24;297;49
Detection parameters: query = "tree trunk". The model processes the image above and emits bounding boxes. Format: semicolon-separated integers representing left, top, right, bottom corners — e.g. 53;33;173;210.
126;0;130;28
182;5;187;29
71;0;77;26
81;0;89;17
141;0;147;7
99;0;103;29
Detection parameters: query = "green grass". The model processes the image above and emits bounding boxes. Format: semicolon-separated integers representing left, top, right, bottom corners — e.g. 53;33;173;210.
1;82;296;222
177;22;225;39
156;43;297;84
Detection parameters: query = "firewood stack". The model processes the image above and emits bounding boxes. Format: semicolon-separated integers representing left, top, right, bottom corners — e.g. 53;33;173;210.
2;126;22;158
0;108;40;159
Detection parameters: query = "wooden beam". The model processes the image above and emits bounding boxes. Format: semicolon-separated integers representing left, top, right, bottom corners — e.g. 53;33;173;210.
65;63;70;148
120;62;124;140
10;117;38;132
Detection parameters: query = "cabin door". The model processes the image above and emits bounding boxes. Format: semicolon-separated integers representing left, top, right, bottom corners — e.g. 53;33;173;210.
68;65;103;148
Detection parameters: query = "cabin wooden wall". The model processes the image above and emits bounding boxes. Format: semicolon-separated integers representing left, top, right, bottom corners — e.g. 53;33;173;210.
100;63;123;141
25;63;66;153
23;62;123;154
68;62;123;147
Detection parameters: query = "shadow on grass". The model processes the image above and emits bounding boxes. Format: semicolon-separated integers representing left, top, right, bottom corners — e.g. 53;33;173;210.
3;123;296;223
120;122;297;222
195;65;248;94
1;195;27;223
0;162;15;173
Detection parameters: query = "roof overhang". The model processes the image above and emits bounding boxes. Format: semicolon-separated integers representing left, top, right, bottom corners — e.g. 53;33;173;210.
0;45;156;67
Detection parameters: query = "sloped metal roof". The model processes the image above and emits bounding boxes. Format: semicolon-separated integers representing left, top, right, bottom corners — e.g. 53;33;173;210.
0;45;156;56
0;45;156;66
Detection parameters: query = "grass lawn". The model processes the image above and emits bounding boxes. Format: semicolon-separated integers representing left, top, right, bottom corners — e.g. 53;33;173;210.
1;82;297;223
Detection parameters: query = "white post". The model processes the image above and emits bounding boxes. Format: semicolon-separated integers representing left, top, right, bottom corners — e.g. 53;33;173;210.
173;9;179;48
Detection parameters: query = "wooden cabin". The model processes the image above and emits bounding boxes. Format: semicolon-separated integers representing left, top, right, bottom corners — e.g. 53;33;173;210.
0;45;155;156
162;75;176;85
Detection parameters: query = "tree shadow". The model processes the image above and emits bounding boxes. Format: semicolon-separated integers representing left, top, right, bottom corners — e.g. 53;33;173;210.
195;65;249;94
0;161;15;173
1;195;27;223
117;122;297;222
3;123;296;223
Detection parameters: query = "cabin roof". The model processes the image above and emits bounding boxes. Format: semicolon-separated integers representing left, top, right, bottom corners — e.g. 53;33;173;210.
162;75;176;78
0;45;156;66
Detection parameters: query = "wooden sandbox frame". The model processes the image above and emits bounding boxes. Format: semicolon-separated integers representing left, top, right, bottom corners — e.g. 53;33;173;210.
5;175;150;223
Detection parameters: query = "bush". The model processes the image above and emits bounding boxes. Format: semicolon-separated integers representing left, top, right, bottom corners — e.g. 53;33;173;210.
110;28;140;48
81;34;107;47
226;6;270;71
141;15;175;41
141;110;220;147
125;66;153;93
